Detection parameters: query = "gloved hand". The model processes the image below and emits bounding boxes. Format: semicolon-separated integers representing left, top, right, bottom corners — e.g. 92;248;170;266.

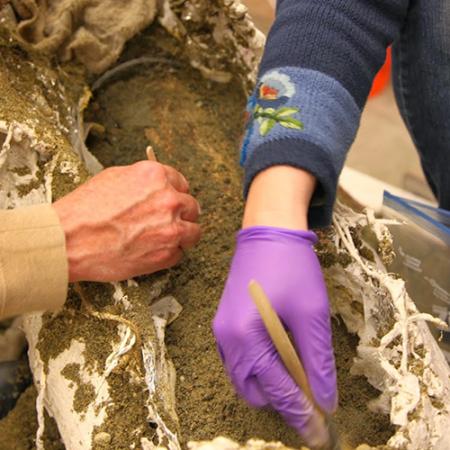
213;226;337;448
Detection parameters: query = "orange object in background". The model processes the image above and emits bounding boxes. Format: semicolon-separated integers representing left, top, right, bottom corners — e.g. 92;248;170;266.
369;47;392;98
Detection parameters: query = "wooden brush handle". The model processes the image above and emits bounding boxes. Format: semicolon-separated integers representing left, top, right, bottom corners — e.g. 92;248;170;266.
146;145;157;161
248;279;325;417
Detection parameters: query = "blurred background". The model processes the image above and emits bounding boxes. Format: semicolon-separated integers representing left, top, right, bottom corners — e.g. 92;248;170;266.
243;0;435;208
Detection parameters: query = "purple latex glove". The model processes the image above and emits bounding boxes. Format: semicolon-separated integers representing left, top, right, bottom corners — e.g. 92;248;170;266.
213;226;337;448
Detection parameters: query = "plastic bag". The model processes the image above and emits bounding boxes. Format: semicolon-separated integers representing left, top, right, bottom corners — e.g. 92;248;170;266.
382;191;450;362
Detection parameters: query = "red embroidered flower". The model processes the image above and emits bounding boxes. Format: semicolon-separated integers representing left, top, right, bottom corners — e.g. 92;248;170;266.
259;84;279;100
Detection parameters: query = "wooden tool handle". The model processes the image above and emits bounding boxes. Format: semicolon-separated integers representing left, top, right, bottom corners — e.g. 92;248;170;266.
146;145;157;161
248;279;324;417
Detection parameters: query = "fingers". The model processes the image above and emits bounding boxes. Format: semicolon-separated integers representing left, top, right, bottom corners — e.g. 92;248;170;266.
235;375;268;408
286;297;338;414
178;221;201;250
162;165;190;193
176;192;201;223
255;357;330;449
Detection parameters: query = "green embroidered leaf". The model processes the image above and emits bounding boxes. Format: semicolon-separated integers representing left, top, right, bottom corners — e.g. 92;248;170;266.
256;112;278;120
259;118;276;136
254;108;276;119
279;117;304;130
274;107;299;118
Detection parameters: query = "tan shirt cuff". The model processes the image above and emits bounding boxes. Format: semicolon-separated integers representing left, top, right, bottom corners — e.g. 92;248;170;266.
0;204;68;320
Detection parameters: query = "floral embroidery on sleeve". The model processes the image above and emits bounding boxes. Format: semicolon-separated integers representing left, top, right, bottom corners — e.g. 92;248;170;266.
253;71;304;136
240;69;305;165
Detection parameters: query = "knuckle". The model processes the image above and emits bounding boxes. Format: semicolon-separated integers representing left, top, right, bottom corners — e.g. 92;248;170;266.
151;163;167;180
134;160;165;180
180;196;195;216
169;166;189;190
161;189;181;212
134;160;153;173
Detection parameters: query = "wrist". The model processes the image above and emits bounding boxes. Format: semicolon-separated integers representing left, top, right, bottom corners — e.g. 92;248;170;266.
243;166;316;230
237;225;318;246
52;200;85;282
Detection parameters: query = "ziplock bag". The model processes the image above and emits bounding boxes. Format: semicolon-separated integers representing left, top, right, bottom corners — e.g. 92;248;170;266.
382;191;450;362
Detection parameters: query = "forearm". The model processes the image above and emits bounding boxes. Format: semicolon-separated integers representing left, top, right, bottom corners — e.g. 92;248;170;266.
242;0;410;228
243;166;315;230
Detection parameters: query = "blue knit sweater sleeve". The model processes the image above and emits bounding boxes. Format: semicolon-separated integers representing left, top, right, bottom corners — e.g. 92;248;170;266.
241;0;410;227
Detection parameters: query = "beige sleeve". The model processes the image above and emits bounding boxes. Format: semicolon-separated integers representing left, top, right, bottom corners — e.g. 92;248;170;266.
0;204;68;320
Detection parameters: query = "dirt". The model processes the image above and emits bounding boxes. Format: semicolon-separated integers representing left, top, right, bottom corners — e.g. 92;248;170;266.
84;25;394;447
91;369;157;450
60;363;95;415
0;24;394;449
0;385;65;450
0;354;32;420
40;285;160;450
36;286;119;376
0;26;86;177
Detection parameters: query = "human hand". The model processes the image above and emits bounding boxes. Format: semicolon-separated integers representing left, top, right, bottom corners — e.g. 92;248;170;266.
53;161;201;282
213;226;336;448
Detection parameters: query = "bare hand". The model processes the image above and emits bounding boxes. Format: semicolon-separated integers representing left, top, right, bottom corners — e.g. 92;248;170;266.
53;161;201;282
